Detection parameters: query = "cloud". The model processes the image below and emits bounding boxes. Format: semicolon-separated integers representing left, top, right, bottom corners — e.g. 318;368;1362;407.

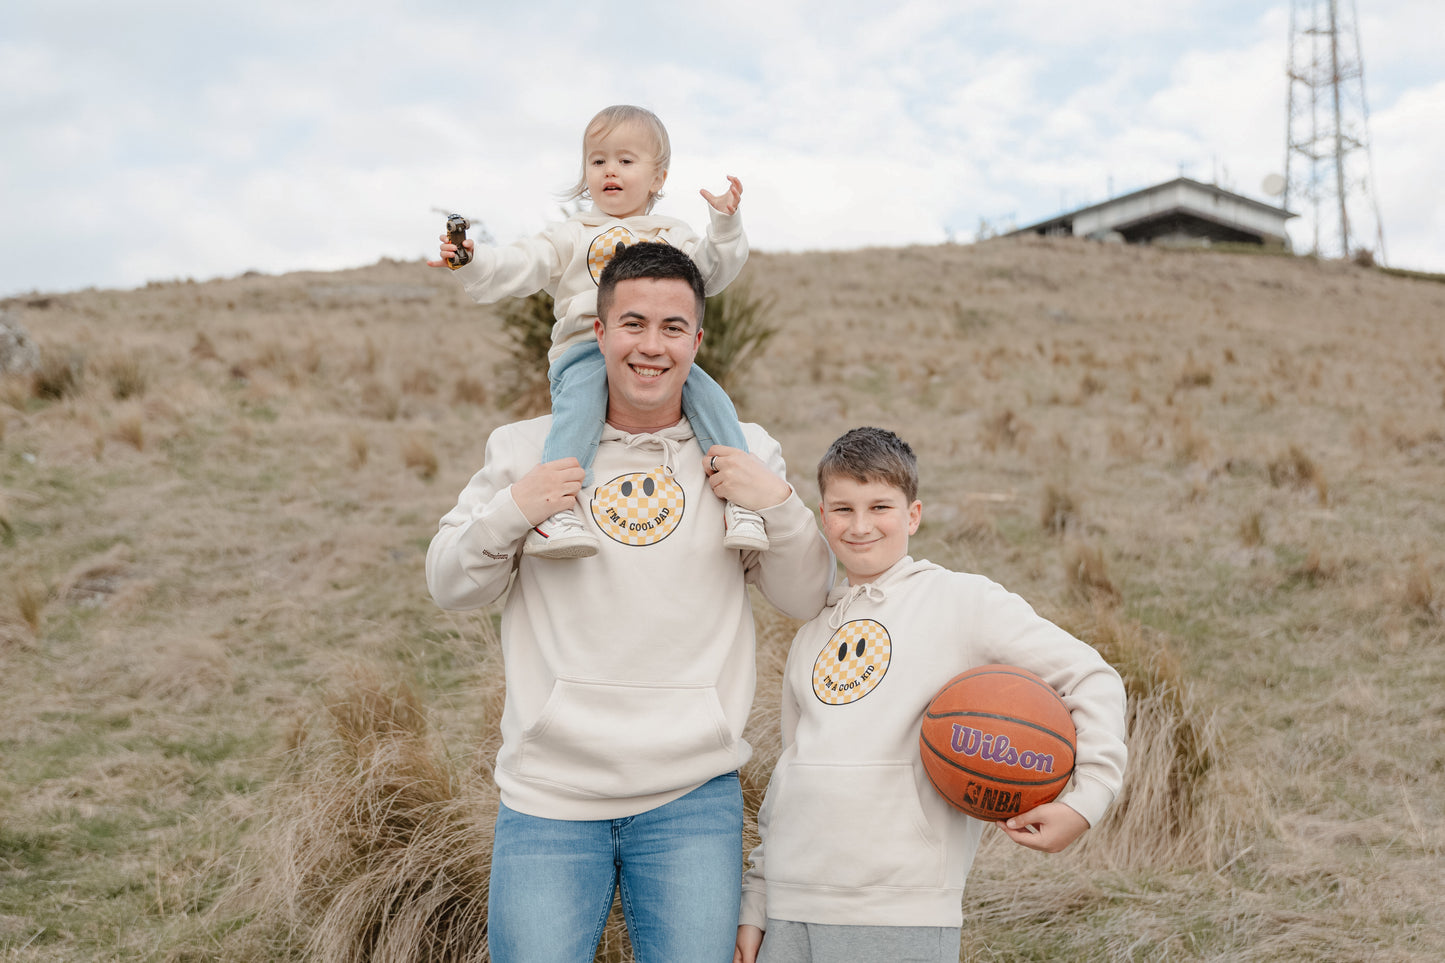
2;1;1442;296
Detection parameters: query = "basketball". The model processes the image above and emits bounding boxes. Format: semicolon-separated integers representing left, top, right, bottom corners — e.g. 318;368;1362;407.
919;664;1076;821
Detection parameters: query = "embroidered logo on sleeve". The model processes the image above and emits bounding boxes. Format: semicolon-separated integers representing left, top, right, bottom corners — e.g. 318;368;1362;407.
812;619;892;705
590;467;685;546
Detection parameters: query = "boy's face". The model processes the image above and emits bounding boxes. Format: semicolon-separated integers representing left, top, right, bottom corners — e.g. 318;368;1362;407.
818;475;922;585
585;121;667;219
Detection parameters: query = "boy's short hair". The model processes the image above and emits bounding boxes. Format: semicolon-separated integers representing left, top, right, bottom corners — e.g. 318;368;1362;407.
817;427;919;503
597;242;707;327
568;105;672;210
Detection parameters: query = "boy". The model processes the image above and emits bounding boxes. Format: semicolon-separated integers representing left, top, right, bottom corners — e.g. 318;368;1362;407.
735;427;1128;963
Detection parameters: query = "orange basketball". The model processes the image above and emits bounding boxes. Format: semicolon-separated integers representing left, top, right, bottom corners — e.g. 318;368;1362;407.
919;664;1076;821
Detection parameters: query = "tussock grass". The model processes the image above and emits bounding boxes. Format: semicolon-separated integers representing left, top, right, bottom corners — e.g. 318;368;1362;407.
113;409;145;451
979;409;1030;453
1403;557;1438;616
1039;484;1079;537
102;352;147;400
402;435;439;481
347;428;370;469
1064;540;1119;604
13;578;46;634
452;375;488;408
33;347;84;400
1268;444;1329;505
361;378;403;421
241;665;495;963
1060;603;1222;868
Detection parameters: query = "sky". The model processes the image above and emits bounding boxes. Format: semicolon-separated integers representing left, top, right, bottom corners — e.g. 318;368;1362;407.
3;0;1442;299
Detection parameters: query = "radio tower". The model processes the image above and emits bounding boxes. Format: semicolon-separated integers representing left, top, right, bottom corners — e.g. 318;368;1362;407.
1283;0;1386;262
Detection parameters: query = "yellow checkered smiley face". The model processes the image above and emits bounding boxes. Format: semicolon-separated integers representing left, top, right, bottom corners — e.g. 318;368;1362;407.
812;619;892;705
587;227;668;284
590;467;685;546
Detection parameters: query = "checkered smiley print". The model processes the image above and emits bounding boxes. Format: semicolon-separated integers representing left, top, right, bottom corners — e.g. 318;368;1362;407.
590;467;685;546
586;227;669;284
811;619;892;705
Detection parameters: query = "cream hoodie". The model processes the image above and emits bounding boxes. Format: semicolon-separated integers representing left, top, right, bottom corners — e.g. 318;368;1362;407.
740;557;1127;930
426;416;833;820
451;207;748;363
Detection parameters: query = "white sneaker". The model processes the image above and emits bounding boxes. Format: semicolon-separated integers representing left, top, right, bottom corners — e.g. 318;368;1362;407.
723;502;769;552
524;508;599;559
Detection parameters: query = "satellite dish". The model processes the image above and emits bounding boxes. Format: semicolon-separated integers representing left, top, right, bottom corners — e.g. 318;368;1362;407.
1261;173;1286;197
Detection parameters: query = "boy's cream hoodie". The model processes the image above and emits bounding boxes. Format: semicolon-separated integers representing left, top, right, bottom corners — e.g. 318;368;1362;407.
426;415;832;820
740;556;1127;930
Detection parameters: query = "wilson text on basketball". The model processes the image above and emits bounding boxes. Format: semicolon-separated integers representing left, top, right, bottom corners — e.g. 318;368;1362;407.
949;724;1056;773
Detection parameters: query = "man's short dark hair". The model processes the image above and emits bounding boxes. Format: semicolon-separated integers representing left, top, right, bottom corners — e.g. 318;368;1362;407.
597;243;707;327
817;427;919;503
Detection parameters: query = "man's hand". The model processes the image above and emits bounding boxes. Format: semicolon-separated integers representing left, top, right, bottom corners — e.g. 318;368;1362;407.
734;924;763;963
510;458;587;526
426;234;476;269
700;175;743;215
998;802;1090;853
705;446;790;511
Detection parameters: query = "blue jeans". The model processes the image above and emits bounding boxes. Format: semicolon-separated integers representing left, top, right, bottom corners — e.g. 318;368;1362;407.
543;341;748;485
487;772;744;963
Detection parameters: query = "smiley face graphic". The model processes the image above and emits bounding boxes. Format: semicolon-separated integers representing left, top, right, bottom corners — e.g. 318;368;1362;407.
811;619;892;705
590;467;685;546
587;228;669;285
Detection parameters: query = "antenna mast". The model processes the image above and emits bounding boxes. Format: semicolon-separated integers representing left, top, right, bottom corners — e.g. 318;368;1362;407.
1283;0;1386;262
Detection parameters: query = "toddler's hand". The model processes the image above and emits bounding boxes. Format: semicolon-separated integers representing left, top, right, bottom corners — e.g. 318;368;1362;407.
426;235;476;269
701;176;743;215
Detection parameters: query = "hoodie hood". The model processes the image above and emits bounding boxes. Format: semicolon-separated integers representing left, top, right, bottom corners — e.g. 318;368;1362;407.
826;556;942;628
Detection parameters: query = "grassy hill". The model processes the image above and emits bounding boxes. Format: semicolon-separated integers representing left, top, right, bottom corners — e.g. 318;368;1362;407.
2;237;1442;961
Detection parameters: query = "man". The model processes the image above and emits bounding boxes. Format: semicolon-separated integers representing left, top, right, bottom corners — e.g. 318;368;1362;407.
426;243;834;962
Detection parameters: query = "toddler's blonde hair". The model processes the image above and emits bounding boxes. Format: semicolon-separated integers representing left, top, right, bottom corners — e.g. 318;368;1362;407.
566;105;671;213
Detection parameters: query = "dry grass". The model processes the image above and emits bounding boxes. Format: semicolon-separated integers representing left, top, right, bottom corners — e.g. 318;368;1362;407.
12;578;46;634
4;239;1445;960
402;434;439;481
238;665;495;963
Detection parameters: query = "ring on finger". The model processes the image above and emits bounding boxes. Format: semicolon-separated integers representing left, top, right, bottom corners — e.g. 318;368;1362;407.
710;455;718;473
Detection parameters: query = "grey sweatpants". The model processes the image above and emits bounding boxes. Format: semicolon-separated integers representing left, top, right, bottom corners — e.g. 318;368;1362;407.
756;918;961;963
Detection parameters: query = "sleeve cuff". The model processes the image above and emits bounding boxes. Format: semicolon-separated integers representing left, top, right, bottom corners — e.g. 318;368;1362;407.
1057;774;1117;827
757;490;814;538
456;487;535;571
707;205;744;240
739;888;768;931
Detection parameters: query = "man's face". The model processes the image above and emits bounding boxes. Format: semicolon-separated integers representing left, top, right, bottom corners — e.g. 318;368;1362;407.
594;276;703;431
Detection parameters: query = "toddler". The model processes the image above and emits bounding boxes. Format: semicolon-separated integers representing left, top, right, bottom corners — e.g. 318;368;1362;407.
430;105;765;559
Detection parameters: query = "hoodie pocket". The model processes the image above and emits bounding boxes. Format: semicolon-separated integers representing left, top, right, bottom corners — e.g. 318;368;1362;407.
516;678;738;798
766;762;944;890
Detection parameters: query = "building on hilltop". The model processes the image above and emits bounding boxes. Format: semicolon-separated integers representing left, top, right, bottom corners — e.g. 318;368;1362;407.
1011;177;1296;249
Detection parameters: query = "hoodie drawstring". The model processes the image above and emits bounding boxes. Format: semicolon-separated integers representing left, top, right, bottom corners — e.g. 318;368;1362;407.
827;581;887;630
